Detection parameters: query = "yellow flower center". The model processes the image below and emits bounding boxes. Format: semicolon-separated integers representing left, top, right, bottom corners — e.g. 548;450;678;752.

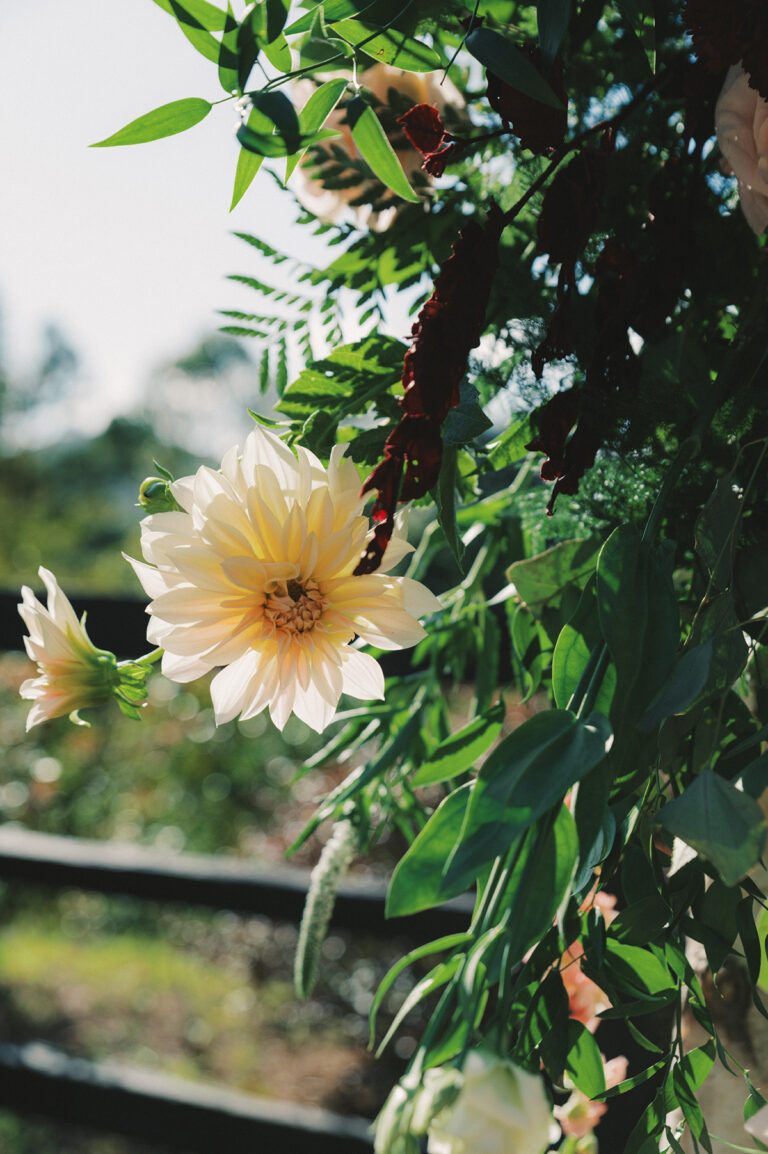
264;578;326;634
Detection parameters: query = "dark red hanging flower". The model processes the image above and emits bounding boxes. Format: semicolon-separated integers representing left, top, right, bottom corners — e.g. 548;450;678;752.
525;392;600;516
486;46;568;155
355;203;505;574
397;104;470;177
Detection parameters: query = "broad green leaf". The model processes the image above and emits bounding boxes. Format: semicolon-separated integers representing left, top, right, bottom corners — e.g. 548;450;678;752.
465;27;564;109
386;783;473;917
607;897;670;946
237;92;328;157
509;538;597;615
435;444;464;572
152;0;227;30
236;7;263;90
503;806;579;968
286;0;380;34
263;31;292;70
412;702;505;787
442;401;493;445
565;1020;606;1097
286;77;349;180
488;414;533;469
537;0;572;66
444;709;611;890
218;3;240;95
738;898;768;1022
602;940;675;998
265;0;290;42
347;96;419;202
688;593;748;704
331;19;441;71
639;641;713;731
596;524;679;748
90;98;212;147
552;577;616;715
660;771;766;887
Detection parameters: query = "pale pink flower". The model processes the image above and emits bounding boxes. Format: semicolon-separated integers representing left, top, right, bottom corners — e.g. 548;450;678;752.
127;427;441;733
716;64;768;235
554;1054;628;1140
18;567;117;730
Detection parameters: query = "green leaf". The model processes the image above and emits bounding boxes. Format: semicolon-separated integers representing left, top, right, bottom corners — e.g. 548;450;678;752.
552;577;616;715
504;806;579;967
465;26;564;109
435;444;464;572
596;524;679;746
412;702;505;787
235;7;263;90
286;77;349;179
90;98;212;147
277;335;403;419
386;783;473;917
660;771;767;887
152;0;227;31
566;1020;606;1097
263;31;292;71
237;92;328;158
218;3;240;94
444;709;611;890
368;932;473;1047
615;0;656;71
286;0;379;34
331;19;441;71
442;401;493;446
509;538;597;616
608;897;670;946
487;414;533;469
538;0;571;66
639;642;713;732
230;106;266;209
346;96;419;202
602;940;675;998
696;477;742;594
265;0;290;42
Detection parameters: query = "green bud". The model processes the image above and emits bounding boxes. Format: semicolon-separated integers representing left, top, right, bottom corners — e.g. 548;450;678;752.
137;476;182;514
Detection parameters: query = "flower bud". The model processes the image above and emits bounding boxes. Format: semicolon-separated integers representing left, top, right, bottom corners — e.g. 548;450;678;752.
137;476;181;514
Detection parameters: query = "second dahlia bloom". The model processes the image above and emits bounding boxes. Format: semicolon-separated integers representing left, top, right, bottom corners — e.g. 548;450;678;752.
18;567;117;730
128;427;441;732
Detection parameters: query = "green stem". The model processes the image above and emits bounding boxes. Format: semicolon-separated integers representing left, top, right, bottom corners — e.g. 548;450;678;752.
131;648;164;668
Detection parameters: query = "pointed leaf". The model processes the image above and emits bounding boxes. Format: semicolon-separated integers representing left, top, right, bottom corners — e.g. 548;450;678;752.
287;77;349;180
332;19;441;71
90;98;212;147
347;96;419;202
386;783;473;917
412;702;505;787
537;0;572;67
218;3;240;94
639;641;713;732
152;0;227;30
466;27;564;109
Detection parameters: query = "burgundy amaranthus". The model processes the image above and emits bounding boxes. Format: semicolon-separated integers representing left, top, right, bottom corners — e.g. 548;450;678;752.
355;204;504;574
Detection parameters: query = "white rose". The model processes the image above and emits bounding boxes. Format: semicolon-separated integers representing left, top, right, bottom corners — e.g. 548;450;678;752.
715;64;768;235
426;1051;553;1154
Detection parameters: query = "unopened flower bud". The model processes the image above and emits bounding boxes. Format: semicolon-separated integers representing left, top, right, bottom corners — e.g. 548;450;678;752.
138;476;181;514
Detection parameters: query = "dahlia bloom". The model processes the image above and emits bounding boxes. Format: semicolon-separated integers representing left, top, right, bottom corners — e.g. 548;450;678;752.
18;567;117;730
127;427;441;732
716;64;768;235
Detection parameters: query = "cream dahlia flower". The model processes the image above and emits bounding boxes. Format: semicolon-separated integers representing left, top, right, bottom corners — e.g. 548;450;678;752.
127;427;441;733
18;567;117;730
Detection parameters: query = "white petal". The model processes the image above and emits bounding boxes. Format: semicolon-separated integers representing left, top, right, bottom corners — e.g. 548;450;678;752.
210;651;260;724
339;648;385;701
161;650;212;683
399;577;442;616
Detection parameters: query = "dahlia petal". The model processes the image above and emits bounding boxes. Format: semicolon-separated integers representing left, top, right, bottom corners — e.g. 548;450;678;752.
269;674;296;731
161;650;212;683
399;577;443;616
170;474;195;512
353;609;427;650
339;648;385;701
210;651;260;724
124;554;184;599
292;679;338;732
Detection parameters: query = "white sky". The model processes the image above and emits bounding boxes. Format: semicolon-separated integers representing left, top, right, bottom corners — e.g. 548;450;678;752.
0;0;332;441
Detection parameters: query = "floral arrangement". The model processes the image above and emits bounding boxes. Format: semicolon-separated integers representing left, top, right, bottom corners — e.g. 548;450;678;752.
17;2;768;1151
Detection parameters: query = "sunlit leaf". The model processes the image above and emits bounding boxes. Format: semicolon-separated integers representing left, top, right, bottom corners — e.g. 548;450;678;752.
90;98;212;147
331;19;441;71
347;96;419;202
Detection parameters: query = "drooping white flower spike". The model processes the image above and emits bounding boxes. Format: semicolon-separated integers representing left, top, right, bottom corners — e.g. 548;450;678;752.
127;426;442;733
18;567;118;730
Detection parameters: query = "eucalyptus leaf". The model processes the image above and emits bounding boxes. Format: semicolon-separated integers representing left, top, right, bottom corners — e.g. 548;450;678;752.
90;98;212;147
639;641;713;732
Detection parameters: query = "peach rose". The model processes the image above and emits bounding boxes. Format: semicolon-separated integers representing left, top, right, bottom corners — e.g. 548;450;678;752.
715;64;768;235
